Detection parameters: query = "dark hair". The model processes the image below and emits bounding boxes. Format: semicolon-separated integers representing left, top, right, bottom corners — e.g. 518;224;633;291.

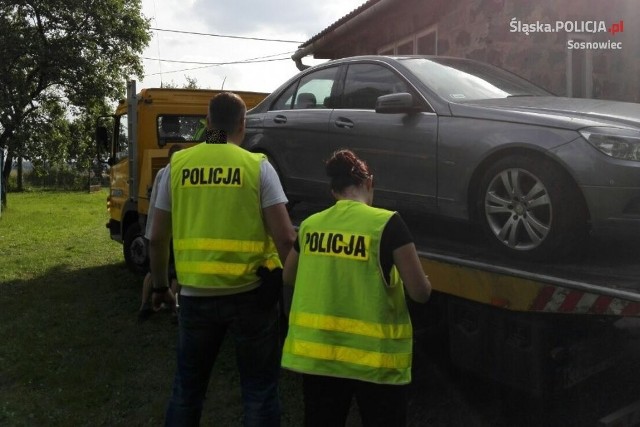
168;144;182;158
326;149;372;193
207;92;246;143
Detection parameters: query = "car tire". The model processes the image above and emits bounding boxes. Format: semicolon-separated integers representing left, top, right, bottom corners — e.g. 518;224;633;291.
123;221;148;275
477;154;588;261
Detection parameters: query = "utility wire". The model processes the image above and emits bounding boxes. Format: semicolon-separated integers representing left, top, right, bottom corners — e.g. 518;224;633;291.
145;58;291;76
142;56;292;65
142;50;295;66
143;57;293;77
150;27;303;44
147;58;291;77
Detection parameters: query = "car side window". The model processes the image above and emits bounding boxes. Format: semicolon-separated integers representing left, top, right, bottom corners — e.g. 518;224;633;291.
292;67;339;110
342;63;409;110
271;82;297;111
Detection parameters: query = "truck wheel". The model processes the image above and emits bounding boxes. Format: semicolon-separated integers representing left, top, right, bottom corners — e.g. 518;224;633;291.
123;222;148;275
478;154;588;261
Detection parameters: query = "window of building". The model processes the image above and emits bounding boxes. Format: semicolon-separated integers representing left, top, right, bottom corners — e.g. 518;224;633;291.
397;40;414;55
417;30;437;55
566;34;593;98
378;26;437;55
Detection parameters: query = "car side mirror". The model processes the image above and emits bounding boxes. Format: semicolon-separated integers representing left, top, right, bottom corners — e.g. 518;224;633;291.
375;93;418;114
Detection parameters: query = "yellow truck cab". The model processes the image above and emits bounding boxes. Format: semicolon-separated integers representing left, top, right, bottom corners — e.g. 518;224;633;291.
97;80;267;273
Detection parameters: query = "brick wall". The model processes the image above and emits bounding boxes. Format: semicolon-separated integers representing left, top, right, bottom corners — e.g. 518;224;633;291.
432;0;638;101
320;0;639;102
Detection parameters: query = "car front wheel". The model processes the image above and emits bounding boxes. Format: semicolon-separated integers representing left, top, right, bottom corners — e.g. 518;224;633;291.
478;154;588;261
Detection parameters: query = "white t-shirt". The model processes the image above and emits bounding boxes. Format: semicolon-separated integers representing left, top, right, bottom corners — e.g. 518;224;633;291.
144;167;165;239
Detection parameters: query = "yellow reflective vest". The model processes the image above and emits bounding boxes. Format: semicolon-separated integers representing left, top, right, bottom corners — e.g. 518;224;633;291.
170;142;281;290
282;200;413;385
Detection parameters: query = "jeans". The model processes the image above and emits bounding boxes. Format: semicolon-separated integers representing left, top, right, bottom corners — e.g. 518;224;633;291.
302;374;407;427
165;289;282;427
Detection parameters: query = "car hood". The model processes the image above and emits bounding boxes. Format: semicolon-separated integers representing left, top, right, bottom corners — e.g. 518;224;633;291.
448;96;640;130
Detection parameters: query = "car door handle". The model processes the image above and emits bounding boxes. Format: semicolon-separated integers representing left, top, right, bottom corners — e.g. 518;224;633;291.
273;115;287;124
334;118;354;129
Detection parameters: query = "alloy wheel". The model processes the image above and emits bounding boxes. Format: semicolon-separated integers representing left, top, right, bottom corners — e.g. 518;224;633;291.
484;168;552;251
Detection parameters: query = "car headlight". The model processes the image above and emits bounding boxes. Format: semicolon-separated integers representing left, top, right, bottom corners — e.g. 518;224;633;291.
580;127;640;161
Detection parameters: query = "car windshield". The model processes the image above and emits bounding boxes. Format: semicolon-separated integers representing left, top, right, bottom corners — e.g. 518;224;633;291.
400;57;552;102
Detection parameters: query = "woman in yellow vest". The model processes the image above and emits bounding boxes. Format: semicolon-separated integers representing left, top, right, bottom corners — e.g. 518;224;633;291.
282;149;431;426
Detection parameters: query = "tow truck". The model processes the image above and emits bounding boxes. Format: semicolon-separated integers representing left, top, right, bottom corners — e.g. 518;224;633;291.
96;81;267;273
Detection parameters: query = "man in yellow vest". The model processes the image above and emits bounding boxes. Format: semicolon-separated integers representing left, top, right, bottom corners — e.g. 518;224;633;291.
149;92;296;426
281;149;431;426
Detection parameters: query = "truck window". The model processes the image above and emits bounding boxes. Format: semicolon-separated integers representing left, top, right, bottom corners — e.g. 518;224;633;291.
115;114;129;161
157;115;208;145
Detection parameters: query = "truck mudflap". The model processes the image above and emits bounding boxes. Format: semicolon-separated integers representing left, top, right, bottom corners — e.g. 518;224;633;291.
106;219;122;242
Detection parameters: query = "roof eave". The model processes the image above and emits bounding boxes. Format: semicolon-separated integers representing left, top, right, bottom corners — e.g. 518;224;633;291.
291;0;398;70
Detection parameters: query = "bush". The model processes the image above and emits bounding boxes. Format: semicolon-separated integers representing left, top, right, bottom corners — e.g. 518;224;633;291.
8;165;106;192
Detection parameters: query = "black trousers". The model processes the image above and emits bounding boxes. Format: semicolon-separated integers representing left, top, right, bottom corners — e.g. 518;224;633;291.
302;373;408;427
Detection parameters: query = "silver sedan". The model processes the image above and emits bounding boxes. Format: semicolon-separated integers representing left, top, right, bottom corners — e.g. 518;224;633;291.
243;55;640;261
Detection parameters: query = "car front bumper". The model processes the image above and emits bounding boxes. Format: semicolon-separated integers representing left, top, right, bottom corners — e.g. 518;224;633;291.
552;138;640;236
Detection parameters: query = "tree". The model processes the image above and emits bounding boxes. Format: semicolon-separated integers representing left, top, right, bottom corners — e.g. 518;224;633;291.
0;0;151;204
161;76;200;89
12;97;69;190
67;98;115;188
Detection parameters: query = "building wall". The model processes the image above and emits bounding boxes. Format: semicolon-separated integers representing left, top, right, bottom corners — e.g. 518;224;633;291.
318;0;639;102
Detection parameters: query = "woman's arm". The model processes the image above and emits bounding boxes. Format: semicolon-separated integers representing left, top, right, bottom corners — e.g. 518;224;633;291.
393;243;431;303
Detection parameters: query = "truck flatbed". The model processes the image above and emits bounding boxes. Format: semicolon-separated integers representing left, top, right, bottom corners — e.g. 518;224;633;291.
290;203;640;314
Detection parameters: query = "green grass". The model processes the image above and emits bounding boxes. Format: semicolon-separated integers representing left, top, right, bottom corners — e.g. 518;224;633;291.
0;190;310;426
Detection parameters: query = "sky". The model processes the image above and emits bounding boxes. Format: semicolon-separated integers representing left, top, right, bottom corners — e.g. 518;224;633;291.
138;0;367;93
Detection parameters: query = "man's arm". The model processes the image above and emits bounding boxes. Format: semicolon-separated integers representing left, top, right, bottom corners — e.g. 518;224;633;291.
263;203;296;264
283;248;299;286
149;208;172;309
